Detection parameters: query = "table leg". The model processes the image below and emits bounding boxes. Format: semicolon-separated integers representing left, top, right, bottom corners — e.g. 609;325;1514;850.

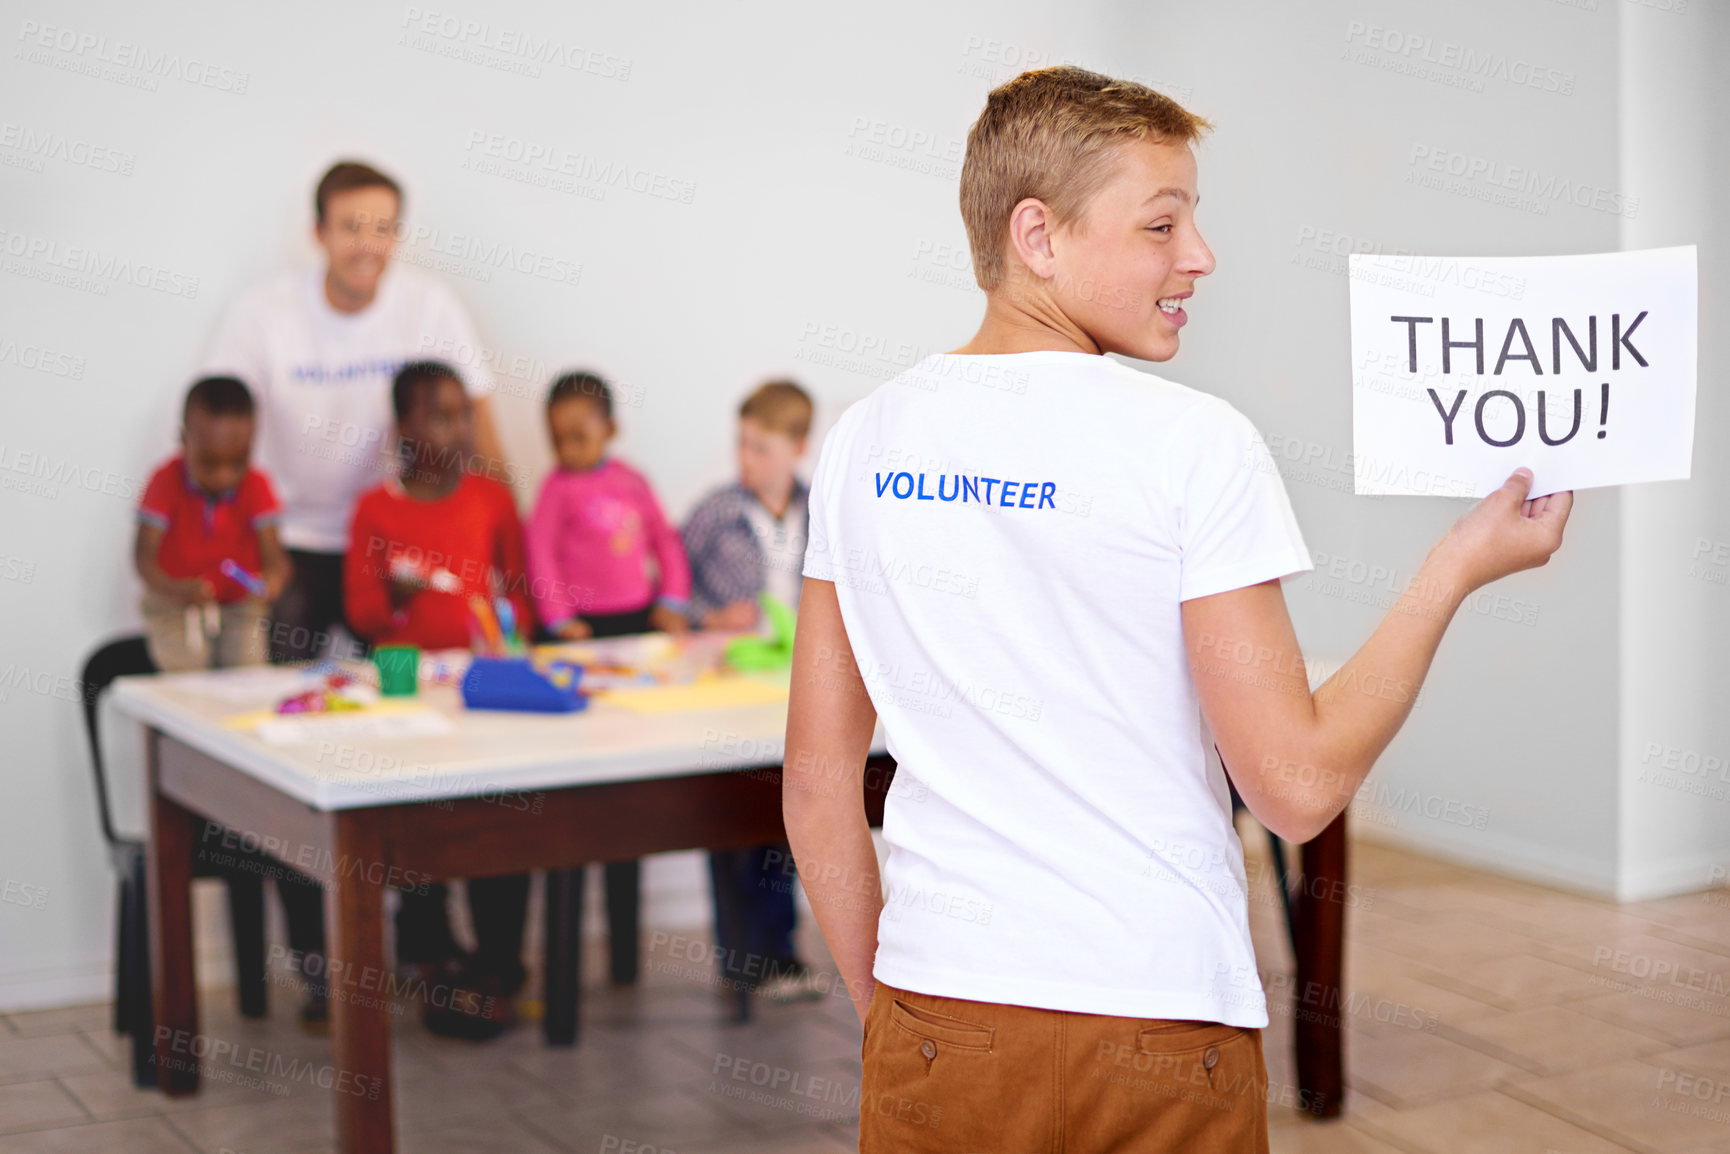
1292;811;1347;1117
146;730;200;1096
543;867;584;1046
326;811;394;1154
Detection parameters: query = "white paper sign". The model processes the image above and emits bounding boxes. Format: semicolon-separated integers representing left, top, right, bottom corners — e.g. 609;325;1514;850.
1350;246;1696;498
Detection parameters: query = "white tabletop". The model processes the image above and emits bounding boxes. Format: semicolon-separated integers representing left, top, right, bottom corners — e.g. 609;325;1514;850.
111;640;886;811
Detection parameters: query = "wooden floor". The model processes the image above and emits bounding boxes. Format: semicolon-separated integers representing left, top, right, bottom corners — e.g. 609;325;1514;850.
1;828;1725;1153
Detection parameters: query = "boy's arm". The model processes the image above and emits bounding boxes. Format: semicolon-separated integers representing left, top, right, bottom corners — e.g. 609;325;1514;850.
135;469;210;602
247;473;290;602
133;523;211;603
342;501;396;641
679;498;721;624
783;577;882;1026
256;524;292;603
684;497;764;628
1183;470;1572;843
494;488;536;640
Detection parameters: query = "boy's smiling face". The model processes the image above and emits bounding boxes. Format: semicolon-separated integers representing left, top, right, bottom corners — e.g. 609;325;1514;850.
1014;137;1214;363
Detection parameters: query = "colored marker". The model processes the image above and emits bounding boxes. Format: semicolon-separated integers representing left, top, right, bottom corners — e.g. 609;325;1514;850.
220;558;267;597
469;595;504;654
495;597;519;653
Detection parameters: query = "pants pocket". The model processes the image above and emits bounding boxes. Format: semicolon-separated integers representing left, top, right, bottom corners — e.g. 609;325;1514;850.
1080;1022;1268;1153
1135;1020;1246;1055
860;990;1006;1153
889;997;996;1053
1133;1020;1255;1093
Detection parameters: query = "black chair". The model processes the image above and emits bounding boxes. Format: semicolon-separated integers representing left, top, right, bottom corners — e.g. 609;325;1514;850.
82;635;271;1088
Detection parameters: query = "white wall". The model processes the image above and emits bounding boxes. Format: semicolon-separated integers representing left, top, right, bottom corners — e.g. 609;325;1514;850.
0;0;1709;1010
1617;0;1730;899
1113;0;1627;892
0;0;1123;1010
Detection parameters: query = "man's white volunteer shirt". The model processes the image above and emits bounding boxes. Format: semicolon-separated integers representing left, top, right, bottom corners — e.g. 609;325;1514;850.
801;350;1312;1026
202;265;495;553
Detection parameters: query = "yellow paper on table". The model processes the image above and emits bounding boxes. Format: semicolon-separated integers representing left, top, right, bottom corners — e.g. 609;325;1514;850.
599;676;788;715
219;697;434;731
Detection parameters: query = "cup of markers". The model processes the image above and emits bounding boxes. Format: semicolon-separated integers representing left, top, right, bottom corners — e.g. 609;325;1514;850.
466;594;529;657
459;595;586;712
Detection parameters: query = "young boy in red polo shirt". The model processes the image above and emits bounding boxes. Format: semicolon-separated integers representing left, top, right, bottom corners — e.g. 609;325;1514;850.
344;360;535;1039
138;378;335;1030
135;376;291;671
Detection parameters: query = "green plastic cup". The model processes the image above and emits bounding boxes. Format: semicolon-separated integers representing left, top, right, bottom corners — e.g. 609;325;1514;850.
373;645;420;696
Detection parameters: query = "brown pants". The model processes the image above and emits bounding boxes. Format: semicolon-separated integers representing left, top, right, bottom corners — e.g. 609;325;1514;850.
860;979;1270;1153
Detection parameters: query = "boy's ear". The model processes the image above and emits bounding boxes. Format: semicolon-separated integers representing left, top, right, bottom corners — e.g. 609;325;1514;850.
794;436;809;458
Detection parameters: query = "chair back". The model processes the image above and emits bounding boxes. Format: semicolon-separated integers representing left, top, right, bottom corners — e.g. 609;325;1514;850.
80;635;156;850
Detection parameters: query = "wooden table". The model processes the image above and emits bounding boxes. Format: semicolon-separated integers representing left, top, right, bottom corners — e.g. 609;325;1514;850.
113;651;1344;1153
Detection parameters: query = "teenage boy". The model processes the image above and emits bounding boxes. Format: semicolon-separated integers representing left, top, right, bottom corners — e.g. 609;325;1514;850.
783;67;1572;1153
202;160;508;664
684;381;822;1002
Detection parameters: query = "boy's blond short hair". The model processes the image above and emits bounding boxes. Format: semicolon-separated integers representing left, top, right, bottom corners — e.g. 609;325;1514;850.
740;380;812;441
960;66;1212;293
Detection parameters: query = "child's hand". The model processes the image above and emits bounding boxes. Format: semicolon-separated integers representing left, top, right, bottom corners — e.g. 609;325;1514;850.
1431;468;1573;594
703;600;759;631
169;576;217;605
387;575;424;611
648;605;690;635
556;619;594;641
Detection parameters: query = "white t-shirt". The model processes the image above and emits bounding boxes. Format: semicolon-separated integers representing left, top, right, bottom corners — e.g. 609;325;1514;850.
201;266;495;552
801;350;1312;1026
